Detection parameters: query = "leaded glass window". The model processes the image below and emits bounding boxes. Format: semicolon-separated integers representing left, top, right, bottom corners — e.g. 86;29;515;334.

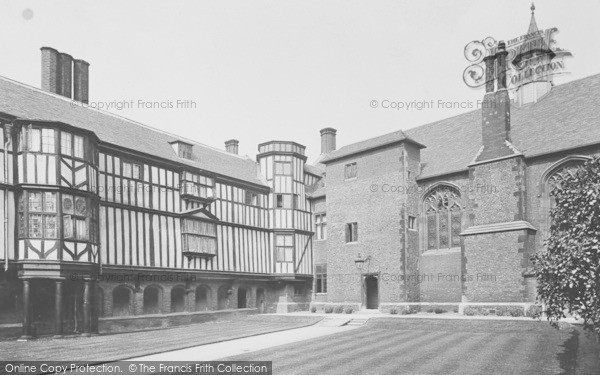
424;186;462;251
19;191;58;239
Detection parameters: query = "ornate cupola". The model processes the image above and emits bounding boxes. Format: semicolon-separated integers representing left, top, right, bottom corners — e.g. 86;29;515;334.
513;3;555;105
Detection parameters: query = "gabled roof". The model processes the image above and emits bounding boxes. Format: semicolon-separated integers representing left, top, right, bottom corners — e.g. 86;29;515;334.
304;163;325;177
313;74;600;180
407;73;600;179
0;76;268;188
321;129;426;163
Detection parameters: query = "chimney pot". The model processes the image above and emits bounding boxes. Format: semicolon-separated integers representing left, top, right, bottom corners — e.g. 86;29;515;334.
225;139;239;155
496;41;508;90
320;127;337;154
57;52;73;98
41;47;59;94
73;59;90;104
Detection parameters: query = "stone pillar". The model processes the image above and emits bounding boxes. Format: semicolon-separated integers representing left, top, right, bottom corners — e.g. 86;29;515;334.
54;280;64;338
186;288;195;312
20;279;33;340
91;281;99;334
82;279;91;336
134;287;144;315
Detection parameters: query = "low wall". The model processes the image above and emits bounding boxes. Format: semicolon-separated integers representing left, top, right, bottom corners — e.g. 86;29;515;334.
309;302;361;313
99;308;258;334
0;323;21;341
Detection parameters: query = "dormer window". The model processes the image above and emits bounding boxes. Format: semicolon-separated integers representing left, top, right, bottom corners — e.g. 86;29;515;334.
170;141;193;160
179;144;192;159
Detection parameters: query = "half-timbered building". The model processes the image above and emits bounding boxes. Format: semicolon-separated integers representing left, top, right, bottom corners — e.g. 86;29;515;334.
0;47;313;339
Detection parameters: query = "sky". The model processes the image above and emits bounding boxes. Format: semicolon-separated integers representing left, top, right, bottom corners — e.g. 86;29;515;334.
1;0;599;162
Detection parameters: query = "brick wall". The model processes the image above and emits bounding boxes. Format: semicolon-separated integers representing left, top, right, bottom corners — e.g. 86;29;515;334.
463;230;534;302
419;250;462;302
324;142;419;306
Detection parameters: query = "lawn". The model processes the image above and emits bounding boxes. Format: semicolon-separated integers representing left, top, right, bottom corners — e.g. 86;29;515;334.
223;318;600;375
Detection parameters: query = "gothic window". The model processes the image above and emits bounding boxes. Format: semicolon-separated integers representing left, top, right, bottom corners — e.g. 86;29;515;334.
546;161;586;205
424;186;462;251
541;158;588;235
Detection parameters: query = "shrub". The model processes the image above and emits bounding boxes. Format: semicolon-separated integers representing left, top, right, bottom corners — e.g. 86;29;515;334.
408;305;420;314
464;306;476;316
389;308;398;315
453;307;458;313
334;305;344;314
426;307;434;313
344;306;354;314
532;156;600;334
480;308;489;316
526;305;543;318
509;306;524;317
310;306;317;313
400;308;409;315
495;306;508;316
434;308;446;314
324;306;333;314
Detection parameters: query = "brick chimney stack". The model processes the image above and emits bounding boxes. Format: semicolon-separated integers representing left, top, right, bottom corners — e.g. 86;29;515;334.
41;47;59;94
74;59;90;104
225;139;239;155
57;52;73;98
41;47;89;102
320;127;337;154
474;41;519;163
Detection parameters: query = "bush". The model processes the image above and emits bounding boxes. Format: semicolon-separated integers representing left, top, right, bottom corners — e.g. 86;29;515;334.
324;306;333;314
495;307;508;316
426;307;434;313
334;305;344;314
532;156;600;334
464;306;476;316
344;306;354;314
310;306;317;313
509;306;524;317
434;308;446;314
400;308;409;315
526;305;543;318
480;308;489;316
408;305;420;314
389;308;398;315
453;307;458;313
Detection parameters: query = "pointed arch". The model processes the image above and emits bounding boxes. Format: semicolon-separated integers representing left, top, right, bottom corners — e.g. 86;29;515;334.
539;155;591;195
421;183;463;251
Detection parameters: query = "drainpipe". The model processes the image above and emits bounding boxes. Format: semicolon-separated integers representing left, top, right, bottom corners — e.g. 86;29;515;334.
4;123;12;271
402;148;409;303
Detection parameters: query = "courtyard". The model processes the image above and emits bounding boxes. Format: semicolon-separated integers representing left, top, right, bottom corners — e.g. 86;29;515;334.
220;317;599;375
2;314;598;374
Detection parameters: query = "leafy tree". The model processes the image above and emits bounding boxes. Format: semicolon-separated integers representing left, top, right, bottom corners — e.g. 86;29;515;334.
532;156;600;333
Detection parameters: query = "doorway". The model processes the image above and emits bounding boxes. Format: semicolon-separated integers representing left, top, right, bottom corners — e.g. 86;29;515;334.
365;275;379;309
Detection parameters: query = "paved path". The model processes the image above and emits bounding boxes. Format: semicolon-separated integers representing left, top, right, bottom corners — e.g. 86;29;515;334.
222;318;600;375
130;325;359;361
1;315;321;362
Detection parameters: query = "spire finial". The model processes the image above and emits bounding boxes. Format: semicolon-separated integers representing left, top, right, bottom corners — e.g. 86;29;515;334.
531;2;535;14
